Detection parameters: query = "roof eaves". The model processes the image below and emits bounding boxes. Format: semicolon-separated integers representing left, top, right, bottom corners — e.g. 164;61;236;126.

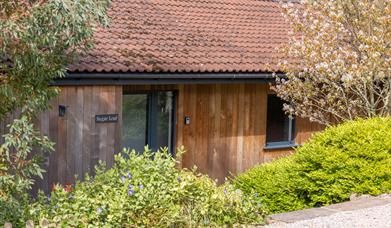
63;72;284;80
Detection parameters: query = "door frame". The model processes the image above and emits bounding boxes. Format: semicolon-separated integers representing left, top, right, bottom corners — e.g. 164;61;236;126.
122;90;177;154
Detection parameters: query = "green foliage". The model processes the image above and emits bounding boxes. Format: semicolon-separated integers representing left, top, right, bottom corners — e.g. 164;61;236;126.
29;147;265;227
0;116;54;226
0;1;110;225
234;117;391;213
0;194;31;227
0;0;110;118
0;116;54;197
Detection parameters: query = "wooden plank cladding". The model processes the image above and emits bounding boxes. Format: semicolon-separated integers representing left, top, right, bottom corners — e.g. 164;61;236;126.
1;83;323;191
34;86;122;192
176;84;322;182
124;84;323;183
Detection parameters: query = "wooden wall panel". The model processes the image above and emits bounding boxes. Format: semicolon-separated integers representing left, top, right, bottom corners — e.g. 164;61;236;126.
129;84;322;182
82;86;92;178
183;85;198;169
90;86;101;175
176;84;184;152
173;84;323;182
114;86;123;157
220;85;230;178
228;84;238;176
236;84;245;174
0;83;323;191
66;86;76;183
2;85;124;192
57;88;67;184
48;97;59;189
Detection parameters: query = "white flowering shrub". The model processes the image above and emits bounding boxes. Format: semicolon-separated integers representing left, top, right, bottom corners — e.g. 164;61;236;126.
275;0;391;125
29;147;265;227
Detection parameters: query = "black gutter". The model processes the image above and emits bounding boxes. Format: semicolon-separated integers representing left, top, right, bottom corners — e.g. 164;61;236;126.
64;72;283;79
53;72;283;85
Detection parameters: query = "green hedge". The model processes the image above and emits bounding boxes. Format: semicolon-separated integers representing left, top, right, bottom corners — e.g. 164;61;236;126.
234;117;391;213
26;147;265;227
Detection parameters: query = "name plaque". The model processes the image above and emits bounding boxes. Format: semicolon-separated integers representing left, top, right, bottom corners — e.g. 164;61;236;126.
95;114;118;123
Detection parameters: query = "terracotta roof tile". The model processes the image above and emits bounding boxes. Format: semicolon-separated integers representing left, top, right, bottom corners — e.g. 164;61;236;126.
68;0;290;73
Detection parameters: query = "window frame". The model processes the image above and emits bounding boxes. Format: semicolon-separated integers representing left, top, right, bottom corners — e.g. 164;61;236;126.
264;94;297;150
122;90;177;154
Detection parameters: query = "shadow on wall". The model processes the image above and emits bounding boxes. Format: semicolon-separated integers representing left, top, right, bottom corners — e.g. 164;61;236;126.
27;85;123;195
0;83;325;194
178;84;324;184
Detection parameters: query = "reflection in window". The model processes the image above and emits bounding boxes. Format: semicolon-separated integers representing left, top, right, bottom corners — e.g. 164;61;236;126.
122;94;148;152
156;91;174;151
122;91;175;153
266;94;295;146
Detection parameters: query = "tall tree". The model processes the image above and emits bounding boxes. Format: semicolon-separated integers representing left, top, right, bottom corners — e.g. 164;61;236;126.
0;0;109;224
0;0;109;118
275;0;390;125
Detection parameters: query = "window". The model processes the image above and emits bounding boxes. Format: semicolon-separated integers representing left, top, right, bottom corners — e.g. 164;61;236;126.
122;94;148;152
265;94;295;148
122;91;175;153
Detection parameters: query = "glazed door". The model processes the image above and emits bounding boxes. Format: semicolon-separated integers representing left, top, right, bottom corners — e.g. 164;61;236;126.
122;91;175;153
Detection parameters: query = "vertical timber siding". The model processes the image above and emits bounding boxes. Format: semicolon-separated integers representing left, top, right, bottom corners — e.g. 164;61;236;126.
34;86;121;192
124;84;323;182
1;84;322;190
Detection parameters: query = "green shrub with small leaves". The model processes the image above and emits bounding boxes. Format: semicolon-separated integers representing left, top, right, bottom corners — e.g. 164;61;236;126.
1;0;109;225
0;116;54;226
234;117;391;213
30;147;265;227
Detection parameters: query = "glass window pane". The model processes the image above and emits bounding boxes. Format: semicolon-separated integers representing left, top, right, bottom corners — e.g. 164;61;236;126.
155;91;174;151
122;94;148;152
266;95;291;143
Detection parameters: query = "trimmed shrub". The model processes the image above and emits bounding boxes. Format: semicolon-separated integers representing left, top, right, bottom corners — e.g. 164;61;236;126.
234;117;391;213
29;147;265;227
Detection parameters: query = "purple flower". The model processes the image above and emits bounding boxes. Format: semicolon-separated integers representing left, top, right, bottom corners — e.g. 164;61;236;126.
224;188;228;194
47;194;51;201
127;172;132;179
121;176;126;183
139;184;144;190
128;189;134;196
96;207;102;214
128;184;133;190
254;193;259;197
177;176;181;182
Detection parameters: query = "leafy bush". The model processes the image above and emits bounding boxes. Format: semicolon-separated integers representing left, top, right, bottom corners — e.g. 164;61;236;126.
234;117;391;213
29;147;264;227
0;116;53;226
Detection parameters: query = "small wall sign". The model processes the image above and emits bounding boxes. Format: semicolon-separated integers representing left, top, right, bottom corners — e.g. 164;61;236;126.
184;116;191;125
95;114;118;123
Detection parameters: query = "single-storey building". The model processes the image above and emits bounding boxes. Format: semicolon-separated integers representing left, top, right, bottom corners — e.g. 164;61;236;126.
1;0;323;192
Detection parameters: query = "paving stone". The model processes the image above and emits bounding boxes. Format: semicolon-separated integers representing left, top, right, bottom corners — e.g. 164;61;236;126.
265;203;391;228
267;195;391;225
325;197;391;212
270;207;336;223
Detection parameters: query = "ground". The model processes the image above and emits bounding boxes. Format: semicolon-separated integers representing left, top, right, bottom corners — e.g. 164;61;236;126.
264;195;391;228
